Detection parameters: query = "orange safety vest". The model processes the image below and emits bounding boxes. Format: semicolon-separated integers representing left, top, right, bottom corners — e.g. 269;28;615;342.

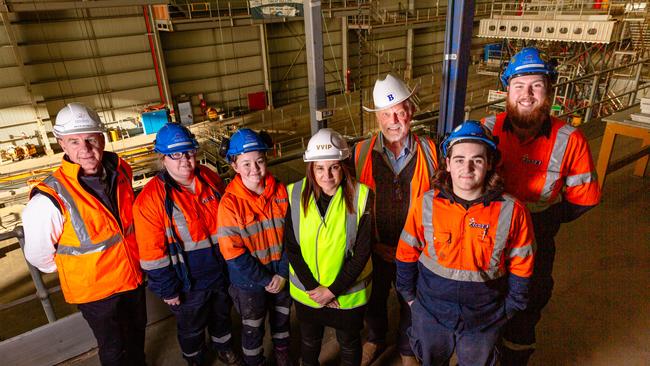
482;113;601;213
134;165;225;272
353;133;438;207
397;189;535;281
30;155;142;304
217;173;288;265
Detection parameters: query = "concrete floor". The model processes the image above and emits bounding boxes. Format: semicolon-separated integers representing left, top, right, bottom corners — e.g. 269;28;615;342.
1;118;648;366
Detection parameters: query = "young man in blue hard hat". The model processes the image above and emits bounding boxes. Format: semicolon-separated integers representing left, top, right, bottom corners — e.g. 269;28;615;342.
482;47;601;365
396;120;535;366
217;128;292;366
134;123;242;366
23;103;146;366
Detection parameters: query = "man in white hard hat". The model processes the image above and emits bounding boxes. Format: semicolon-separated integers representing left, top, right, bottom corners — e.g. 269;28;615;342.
354;74;438;366
22;103;146;366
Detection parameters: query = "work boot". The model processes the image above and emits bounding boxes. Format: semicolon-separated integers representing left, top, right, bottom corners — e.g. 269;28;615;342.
274;346;292;366
216;350;244;365
360;342;385;366
400;354;420;366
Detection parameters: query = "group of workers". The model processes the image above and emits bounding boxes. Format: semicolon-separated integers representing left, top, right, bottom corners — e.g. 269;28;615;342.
21;46;601;366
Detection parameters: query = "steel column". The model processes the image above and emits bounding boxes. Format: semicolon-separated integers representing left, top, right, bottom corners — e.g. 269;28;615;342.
341;17;349;93
438;0;475;136
147;5;174;118
259;24;273;109
304;0;327;135
405;0;415;81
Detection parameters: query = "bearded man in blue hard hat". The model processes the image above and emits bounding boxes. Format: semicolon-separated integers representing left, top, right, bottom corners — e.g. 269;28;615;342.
133;123;243;366
481;47;601;365
396;120;535;366
22;103;146;366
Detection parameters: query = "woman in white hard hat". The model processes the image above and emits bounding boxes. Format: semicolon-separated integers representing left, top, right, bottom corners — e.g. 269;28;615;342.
285;128;374;366
133;123;242;366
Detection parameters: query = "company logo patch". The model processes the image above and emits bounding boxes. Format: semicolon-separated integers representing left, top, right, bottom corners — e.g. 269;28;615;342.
469;218;490;240
522;154;542;166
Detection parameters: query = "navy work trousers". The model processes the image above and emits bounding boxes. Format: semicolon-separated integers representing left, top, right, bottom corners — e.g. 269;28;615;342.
77;285;147;366
409;300;501;366
229;286;292;366
169;285;234;363
364;254;414;356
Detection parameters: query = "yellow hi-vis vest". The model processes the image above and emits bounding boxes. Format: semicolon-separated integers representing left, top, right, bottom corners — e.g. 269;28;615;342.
287;179;372;309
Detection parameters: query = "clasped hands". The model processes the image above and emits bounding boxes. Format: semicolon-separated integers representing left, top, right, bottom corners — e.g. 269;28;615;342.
307;286;340;308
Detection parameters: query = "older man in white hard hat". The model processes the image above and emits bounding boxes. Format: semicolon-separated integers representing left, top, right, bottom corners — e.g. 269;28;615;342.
22;103;146;366
354;74;438;366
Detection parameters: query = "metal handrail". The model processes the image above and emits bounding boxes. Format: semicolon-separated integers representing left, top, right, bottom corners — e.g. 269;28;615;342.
0;226;57;323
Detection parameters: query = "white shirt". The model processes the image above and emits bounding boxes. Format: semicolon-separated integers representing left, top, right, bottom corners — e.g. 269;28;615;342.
21;194;64;273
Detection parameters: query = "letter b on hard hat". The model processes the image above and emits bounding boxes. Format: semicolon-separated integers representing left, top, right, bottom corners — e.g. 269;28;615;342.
53;103;104;137
303;128;350;162
363;74;416;112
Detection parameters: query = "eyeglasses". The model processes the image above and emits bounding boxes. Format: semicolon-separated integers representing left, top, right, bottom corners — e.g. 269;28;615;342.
166;149;198;160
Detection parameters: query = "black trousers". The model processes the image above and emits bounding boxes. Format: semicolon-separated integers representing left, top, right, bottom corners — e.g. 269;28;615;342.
300;320;362;366
364;254;414;356
77;285;147;366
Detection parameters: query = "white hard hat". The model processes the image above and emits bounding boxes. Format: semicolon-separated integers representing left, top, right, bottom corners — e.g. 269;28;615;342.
53;103;104;137
303;128;350;162
363;73;416;112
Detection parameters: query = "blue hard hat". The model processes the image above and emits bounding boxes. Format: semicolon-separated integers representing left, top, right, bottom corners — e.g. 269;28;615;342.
441;120;497;158
153;123;199;154
226;128;269;162
500;47;557;88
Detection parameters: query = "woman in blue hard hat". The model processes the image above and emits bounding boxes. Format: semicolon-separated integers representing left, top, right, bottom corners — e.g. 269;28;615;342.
133;123;242;366
216;128;292;366
285;128;374;366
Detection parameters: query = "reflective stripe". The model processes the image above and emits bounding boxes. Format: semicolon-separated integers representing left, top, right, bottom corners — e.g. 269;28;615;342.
240;218;285;239
355;139;373;178
44;176;93;247
183;350;201;358
217;226;241;238
124;223;135;236
289;272;370;295
399;230;420;248
211;333;231;344
502;338;536;351
418;193;516;283
483;115;497;132
169;203;215;252
272;331;290;339
140;257;171;270
242;345;264;356
57;233;122;255
421;190;436;258
251;244;283;261
242;317;264;327
290;180;303;247
490;197;514;269
540;125;574;201
509;244;535;259
344;185;363;256
566;172;597;187
419;255;506;282
274;305;290;315
417;137;436;180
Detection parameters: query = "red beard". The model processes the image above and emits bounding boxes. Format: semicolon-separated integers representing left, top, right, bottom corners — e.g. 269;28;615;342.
506;97;551;131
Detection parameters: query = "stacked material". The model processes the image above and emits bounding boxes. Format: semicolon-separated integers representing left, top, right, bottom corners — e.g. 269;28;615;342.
630;98;650;124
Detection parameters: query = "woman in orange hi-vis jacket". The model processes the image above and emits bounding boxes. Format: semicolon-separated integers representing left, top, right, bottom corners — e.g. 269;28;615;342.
216;129;291;366
396;121;535;366
133;123;242;366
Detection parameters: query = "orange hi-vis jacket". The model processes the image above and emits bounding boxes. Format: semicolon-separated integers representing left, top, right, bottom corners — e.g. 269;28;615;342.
353;133;438;207
396;189;535;329
30;154;142;304
217;173;289;289
134;165;227;299
482;113;601;213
